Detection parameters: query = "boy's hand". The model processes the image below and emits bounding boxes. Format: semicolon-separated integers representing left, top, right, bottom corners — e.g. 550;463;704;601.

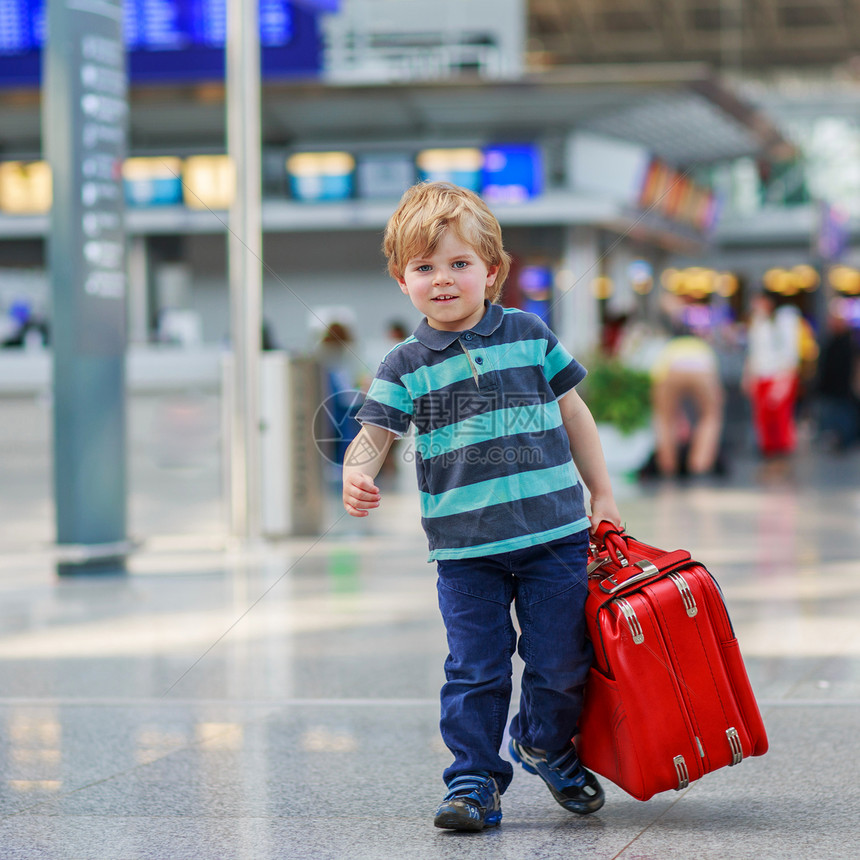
340;425;395;517
588;496;622;533
343;472;381;517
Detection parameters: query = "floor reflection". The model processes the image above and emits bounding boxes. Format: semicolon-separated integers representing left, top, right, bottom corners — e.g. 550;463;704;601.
0;449;859;857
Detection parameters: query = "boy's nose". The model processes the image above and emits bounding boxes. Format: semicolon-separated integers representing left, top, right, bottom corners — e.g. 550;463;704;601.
433;269;453;285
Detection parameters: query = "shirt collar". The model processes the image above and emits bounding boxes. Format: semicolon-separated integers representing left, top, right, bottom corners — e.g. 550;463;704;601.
413;301;505;351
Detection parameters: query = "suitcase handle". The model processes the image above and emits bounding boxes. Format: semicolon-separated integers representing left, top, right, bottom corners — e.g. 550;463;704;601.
590;521;694;594
591;520;632;566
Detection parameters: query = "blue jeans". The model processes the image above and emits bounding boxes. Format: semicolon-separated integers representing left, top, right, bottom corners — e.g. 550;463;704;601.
436;531;592;793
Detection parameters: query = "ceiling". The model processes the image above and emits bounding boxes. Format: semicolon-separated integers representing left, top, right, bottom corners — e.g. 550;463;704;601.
527;0;860;70
5;0;825;168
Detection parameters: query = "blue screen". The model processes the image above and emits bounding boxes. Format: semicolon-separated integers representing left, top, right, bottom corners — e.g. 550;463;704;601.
0;0;322;86
482;144;543;203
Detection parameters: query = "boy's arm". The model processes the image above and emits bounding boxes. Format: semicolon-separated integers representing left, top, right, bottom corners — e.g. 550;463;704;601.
558;388;622;530
342;424;397;517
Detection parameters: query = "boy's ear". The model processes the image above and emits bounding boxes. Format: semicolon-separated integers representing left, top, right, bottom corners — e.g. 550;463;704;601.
485;264;500;287
396;275;409;294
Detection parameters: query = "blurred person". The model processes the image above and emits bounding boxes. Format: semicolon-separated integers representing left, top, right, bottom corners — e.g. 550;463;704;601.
650;328;725;477
316;321;365;467
387;319;410;343
601;310;629;356
816;304;859;451
616;313;670;373
1;299;49;348
261;319;279;351
795;312;820;430
376;319;412;484
342;182;621;831
743;292;802;457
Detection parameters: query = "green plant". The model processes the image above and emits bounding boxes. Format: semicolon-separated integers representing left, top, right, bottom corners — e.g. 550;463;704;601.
581;356;652;436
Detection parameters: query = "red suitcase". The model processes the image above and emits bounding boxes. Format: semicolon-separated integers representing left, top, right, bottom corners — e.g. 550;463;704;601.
575;523;768;801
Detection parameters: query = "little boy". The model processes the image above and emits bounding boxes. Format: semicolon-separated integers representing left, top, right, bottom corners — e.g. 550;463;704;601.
342;182;622;831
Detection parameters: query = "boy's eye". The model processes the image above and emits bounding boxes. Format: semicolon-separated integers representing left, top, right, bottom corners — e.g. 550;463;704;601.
416;264;432;272
452;260;468;269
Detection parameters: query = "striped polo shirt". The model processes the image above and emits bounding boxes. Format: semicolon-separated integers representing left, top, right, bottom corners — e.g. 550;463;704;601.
356;301;590;561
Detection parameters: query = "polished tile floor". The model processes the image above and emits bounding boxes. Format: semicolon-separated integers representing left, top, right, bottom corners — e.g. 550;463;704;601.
1;397;859;858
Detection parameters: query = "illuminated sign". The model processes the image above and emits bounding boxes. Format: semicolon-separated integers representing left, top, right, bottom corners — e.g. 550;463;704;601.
123;157;183;207
518;264;552;325
0;160;51;213
639;160;720;234
355;153;414;200
286;151;355;202
416;148;483;192
0;0;323;86
482;144;542;203
182;155;235;209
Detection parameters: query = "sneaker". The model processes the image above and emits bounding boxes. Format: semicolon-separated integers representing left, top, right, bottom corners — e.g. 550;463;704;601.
509;738;604;814
433;772;502;831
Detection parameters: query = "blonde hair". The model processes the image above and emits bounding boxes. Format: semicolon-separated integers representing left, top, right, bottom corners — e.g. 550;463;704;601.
383;182;512;303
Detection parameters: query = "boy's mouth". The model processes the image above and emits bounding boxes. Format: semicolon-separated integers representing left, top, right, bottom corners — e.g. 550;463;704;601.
432;294;457;302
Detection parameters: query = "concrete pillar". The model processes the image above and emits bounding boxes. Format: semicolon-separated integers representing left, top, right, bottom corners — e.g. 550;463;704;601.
555;226;601;355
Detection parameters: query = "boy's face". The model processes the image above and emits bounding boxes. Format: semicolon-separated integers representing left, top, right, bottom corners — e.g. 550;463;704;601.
397;230;498;332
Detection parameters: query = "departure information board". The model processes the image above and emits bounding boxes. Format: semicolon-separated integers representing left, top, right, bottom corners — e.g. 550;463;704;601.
0;0;322;85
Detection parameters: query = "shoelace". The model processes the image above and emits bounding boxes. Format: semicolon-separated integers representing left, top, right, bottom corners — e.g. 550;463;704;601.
546;746;584;782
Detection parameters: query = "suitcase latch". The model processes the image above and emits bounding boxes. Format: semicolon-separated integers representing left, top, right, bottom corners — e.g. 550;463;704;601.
614;598;644;644
673;755;690;790
727;727;743;765
587;556;610;576
668;573;698;617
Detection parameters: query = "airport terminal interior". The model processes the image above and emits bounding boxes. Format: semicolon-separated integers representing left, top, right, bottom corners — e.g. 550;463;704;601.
1;0;860;857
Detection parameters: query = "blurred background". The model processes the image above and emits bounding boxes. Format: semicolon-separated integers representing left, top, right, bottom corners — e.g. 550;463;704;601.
1;0;859;550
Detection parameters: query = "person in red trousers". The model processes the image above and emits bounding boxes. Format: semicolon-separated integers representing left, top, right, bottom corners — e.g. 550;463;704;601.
743;292;802;456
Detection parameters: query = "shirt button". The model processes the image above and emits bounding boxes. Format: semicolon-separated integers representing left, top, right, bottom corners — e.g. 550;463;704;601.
474;356;484;365
464;333;474;340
